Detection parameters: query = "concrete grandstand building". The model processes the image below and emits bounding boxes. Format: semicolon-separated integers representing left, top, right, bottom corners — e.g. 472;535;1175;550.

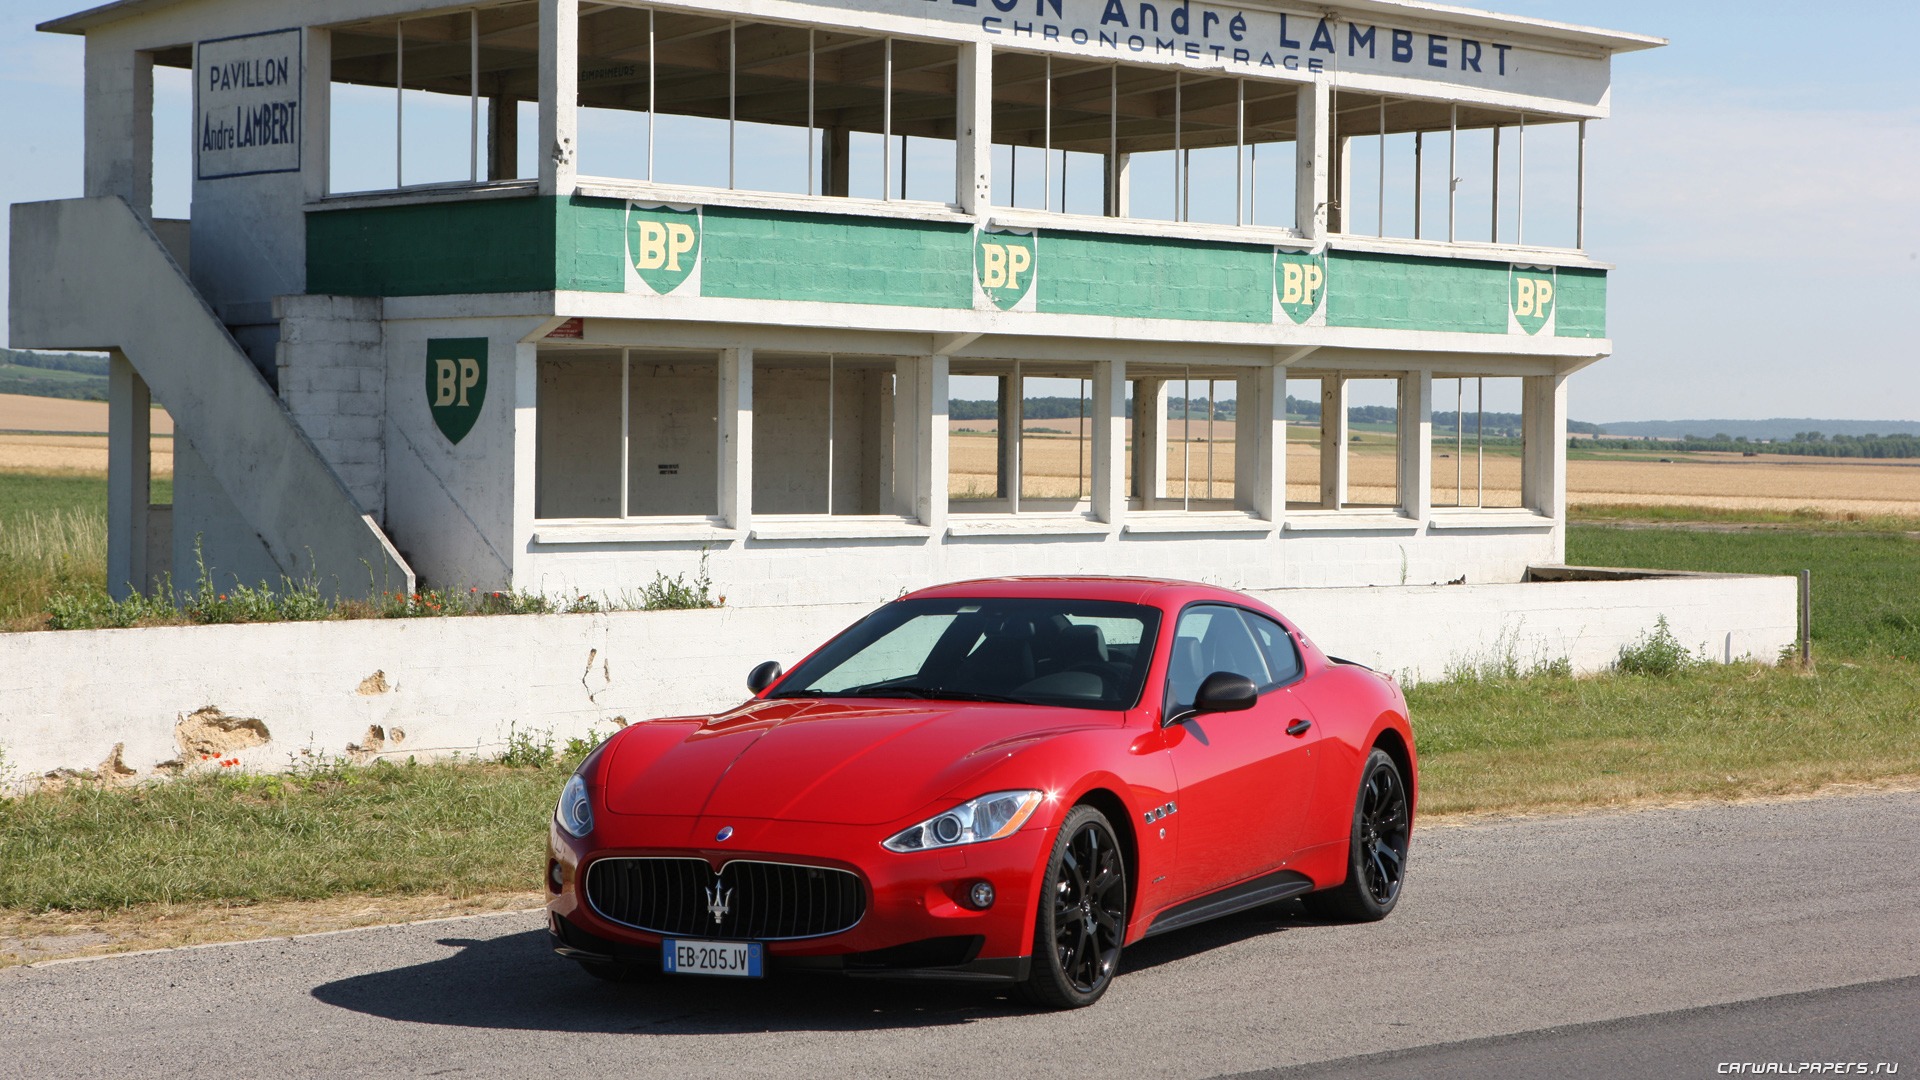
14;0;1672;610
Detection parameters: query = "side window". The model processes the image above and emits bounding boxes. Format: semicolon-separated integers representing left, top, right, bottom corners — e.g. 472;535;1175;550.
1243;611;1303;686
1166;605;1274;714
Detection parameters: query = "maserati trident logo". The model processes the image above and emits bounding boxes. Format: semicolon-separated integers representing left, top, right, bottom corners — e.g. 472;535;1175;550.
705;878;732;925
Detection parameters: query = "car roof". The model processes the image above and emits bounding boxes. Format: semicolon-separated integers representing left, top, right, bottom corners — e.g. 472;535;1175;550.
903;576;1256;611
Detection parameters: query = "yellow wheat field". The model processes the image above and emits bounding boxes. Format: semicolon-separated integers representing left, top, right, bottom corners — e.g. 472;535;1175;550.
948;426;1920;516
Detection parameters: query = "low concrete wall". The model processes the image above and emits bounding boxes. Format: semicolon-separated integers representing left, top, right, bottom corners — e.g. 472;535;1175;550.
0;571;1796;789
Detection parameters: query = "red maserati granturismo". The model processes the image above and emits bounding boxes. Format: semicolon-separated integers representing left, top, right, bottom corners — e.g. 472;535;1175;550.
546;577;1415;1008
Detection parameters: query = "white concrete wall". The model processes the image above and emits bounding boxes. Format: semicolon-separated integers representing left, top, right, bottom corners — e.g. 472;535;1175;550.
0;572;1795;788
278;295;387;520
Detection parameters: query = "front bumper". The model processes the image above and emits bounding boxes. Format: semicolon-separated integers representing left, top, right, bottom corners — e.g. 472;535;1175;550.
545;813;1053;982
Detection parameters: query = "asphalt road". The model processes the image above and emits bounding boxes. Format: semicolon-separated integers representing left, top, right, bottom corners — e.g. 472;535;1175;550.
3;791;1917;1080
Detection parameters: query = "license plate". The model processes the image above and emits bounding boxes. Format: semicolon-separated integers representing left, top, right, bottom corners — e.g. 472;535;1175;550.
662;938;764;978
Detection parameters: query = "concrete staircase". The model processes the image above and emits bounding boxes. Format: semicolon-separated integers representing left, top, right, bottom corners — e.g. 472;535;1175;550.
8;196;414;597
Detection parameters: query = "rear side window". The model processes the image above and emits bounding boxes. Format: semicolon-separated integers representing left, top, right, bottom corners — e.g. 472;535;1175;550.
1242;611;1303;686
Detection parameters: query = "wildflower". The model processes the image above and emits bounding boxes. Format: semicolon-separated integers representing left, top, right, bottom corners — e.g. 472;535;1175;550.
219;593;227;601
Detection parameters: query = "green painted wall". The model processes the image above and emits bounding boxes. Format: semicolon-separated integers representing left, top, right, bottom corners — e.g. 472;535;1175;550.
1324;250;1512;334
1555;267;1607;339
699;207;974;308
305;196;1606;339
1037;231;1273;323
307;196;557;297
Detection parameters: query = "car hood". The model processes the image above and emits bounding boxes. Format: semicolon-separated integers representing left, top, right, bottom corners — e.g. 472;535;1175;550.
601;697;1110;826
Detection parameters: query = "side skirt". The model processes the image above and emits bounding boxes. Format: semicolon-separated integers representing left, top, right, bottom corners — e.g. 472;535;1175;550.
1142;869;1316;938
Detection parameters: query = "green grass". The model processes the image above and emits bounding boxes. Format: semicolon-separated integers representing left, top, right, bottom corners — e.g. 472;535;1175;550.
1568;524;1920;659
1571;503;1920;533
0;759;565;911
1408;656;1920;815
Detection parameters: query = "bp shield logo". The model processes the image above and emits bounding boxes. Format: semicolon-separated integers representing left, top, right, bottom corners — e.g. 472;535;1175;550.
627;203;702;295
975;229;1036;312
1275;249;1328;325
1510;266;1556;335
425;338;487;445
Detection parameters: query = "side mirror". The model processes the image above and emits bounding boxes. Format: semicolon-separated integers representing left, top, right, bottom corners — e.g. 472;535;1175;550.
746;660;783;695
1164;671;1259;726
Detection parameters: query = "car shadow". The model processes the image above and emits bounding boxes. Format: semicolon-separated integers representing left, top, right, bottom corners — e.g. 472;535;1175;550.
312;902;1323;1033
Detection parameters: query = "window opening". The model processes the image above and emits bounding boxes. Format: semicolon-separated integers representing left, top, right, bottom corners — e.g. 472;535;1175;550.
535;347;721;520
328;4;537;194
1432;376;1524;509
752;353;895;516
948;364;1095;514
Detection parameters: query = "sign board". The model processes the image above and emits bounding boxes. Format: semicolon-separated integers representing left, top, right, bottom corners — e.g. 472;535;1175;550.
196;28;302;180
797;0;1609;106
426;338;489;445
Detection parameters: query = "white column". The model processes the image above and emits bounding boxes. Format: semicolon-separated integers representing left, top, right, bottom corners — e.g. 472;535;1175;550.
107;353;152;599
1319;376;1346;509
85;45;154;213
1522;372;1567;517
1296;80;1330;239
718;347;753;530
1240;363;1282;520
303;30;332;201
1091;358;1126;524
918;355;950;531
510;341;540;589
892;357;921;518
1399;371;1432;520
955;43;991;214
539;0;579;196
1133;378;1169;510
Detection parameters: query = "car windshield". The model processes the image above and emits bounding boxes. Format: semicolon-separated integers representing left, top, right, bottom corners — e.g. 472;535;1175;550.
769;597;1162;711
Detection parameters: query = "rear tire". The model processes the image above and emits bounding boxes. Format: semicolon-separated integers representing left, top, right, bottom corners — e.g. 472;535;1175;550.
1302;748;1410;922
1019;805;1128;1009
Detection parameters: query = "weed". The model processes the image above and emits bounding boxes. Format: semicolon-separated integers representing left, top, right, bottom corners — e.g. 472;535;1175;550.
1615;615;1700;677
497;724;557;769
640;549;722;610
561;730;607;771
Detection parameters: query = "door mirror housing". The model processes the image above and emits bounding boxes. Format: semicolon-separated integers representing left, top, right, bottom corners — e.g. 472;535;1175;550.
746;660;783;695
1164;671;1259;726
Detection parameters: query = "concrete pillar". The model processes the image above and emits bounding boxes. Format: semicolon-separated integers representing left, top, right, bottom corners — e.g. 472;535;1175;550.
1399;371;1433;520
304;30;332;201
1522;372;1567;517
107;353;152;599
918;356;949;530
995;373;1023;506
1319;376;1346;509
1240;364;1282;520
822;128;851;197
955;43;990;213
1331;135;1352;236
718;348;753;530
1132;378;1169;509
539;0;579;196
489;91;520;181
1091;359;1126;523
510;342;540;589
1112;153;1133;217
1296;80;1330;239
85;44;154;214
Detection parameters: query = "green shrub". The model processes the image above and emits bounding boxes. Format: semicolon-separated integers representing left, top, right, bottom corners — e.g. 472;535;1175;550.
496;724;557;769
1616;615;1699;677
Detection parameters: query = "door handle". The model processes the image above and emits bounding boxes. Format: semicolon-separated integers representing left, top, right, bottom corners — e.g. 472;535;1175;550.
1285;719;1312;736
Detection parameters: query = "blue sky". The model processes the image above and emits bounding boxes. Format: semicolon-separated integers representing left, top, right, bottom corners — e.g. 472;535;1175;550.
2;0;1915;423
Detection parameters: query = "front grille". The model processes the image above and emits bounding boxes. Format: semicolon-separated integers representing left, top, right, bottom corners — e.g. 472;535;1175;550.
585;857;866;940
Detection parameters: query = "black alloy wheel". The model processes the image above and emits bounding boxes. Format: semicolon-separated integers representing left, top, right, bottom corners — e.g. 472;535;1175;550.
1303;747;1411;922
1021;804;1128;1009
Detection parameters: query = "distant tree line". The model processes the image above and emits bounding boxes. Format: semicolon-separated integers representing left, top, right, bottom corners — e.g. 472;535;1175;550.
951;394;1612;438
1;349;110;375
950;396;1238;421
1583;432;1920;459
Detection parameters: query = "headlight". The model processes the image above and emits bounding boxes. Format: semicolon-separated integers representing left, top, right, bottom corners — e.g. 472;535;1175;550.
883;790;1044;853
557;774;593;839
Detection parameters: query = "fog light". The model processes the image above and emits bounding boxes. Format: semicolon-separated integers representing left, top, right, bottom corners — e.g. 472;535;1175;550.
967;881;995;910
548;859;564;893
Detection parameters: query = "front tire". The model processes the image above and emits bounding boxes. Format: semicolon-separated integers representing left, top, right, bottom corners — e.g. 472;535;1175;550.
1303;748;1410;922
1020;805;1128;1009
